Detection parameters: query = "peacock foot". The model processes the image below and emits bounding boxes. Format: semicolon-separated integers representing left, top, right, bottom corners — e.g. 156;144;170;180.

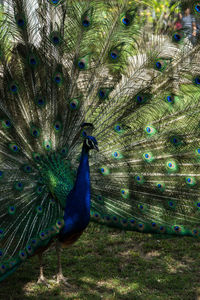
53;273;71;286
37;276;50;287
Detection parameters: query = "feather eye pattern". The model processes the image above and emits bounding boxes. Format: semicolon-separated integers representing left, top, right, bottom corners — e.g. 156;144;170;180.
0;0;200;283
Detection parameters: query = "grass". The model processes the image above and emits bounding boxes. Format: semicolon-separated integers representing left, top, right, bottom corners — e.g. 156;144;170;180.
0;222;200;300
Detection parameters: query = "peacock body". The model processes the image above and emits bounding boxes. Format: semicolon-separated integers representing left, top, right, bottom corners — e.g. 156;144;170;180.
0;0;200;283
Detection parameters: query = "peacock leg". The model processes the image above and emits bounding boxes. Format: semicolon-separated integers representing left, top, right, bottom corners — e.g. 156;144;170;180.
37;253;49;286
53;240;71;286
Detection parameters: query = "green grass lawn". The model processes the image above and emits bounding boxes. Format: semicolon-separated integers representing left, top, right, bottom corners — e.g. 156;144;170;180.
0;222;200;300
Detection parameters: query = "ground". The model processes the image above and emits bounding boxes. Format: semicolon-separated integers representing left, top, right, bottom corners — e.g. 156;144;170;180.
1;222;200;300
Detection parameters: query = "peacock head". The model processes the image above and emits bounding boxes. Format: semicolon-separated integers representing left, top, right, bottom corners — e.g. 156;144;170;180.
84;136;99;152
81;122;99;152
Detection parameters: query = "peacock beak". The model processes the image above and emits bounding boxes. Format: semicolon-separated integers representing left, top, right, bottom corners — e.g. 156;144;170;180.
94;144;99;151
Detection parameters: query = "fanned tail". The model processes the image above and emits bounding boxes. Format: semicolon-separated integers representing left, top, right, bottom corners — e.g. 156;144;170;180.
1;0;200;283
88;20;200;237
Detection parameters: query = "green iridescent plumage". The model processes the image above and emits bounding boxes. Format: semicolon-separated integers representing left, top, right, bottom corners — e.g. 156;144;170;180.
38;154;75;208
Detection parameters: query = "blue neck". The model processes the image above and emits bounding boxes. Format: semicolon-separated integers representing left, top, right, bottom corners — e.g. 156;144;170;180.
59;145;91;239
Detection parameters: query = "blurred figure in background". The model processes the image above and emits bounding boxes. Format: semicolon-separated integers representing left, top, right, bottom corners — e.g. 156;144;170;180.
174;13;182;31
181;7;197;45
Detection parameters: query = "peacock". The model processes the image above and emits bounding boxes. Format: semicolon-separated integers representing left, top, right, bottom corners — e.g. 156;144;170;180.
0;0;200;285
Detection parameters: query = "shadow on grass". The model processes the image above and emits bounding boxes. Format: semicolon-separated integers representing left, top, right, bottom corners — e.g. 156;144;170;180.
1;223;200;300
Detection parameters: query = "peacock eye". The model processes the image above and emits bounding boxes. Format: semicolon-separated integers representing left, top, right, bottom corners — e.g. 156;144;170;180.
167;96;172;102
50;31;62;46
8;205;16;215
38;99;44;105
44;140;52;151
71;103;76;108
195;76;200;85
82;17;90;28
156;62;161;69
10;83;18;94
35;95;46;108
195;4;200;13
19;250;27;260
69;99;79;110
83;20;89;26
49;0;61;5
2;119;12;129
9;143;20;153
53;36;59;44
11;85;17;91
30;58;36;65
53;72;63;85
18;19;24;27
16;14;26;28
110;52;117;59
137;96;143;102
99;90;105;98
55;76;60;83
173;33;181;42
174;33;180;40
122;17;129;25
78;61;85;69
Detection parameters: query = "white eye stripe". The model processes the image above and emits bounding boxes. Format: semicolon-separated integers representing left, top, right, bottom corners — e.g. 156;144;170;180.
86;139;90;147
